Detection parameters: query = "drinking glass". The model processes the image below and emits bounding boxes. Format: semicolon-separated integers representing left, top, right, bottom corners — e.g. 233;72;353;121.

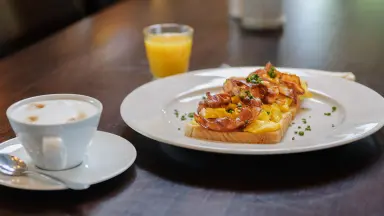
143;23;194;78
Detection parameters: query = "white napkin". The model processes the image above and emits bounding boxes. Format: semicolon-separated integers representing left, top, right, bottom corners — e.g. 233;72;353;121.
219;64;356;81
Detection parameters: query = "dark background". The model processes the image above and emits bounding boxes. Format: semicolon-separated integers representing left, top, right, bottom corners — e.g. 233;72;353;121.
0;0;120;58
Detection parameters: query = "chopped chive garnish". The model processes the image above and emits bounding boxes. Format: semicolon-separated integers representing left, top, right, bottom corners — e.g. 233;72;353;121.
174;109;179;118
188;112;194;118
294;131;298;134
227;109;234;114
244;90;254;99
292;137;295;140
332;106;337;112
246;74;263;84
181;115;186;121
298;131;304;136
268;66;277;78
324;112;331;116
298;126;301;129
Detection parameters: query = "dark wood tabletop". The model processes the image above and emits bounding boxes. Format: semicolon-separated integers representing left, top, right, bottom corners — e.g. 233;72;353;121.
1;0;384;215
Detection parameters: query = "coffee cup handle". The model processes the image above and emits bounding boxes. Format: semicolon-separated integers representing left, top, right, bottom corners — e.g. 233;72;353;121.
42;137;66;170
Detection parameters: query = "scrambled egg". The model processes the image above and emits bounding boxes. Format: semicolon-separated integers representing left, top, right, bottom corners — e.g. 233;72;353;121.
244;103;284;133
202;108;239;119
300;78;312;98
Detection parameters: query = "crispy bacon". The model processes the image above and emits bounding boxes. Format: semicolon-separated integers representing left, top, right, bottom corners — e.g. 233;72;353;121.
223;78;249;96
259;81;279;104
243;97;263;108
249;84;266;99
279;74;305;95
205;92;231;106
198;92;231;112
194;106;260;132
278;84;294;98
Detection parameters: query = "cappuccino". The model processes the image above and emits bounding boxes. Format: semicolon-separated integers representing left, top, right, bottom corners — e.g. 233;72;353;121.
10;99;98;125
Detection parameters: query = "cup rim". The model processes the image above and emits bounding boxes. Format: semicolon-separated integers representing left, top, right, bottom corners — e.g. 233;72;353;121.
143;23;194;36
6;94;103;127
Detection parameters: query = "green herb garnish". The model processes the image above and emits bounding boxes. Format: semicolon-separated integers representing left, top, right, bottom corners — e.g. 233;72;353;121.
298;126;301;129
188;112;194;118
305;125;311;131
174;109;179;118
302;118;307;124
202;96;207;100
227;109;235;114
267;66;277;78
298;131;304;136
294;131;298;134
245;90;254;99
266;111;271;115
292;137;295;140
324;112;331;116
239;90;247;99
178;128;180;130
181;115;186;121
246;74;263;84
332;106;337;112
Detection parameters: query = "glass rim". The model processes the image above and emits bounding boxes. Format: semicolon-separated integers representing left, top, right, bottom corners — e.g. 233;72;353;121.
143;23;194;36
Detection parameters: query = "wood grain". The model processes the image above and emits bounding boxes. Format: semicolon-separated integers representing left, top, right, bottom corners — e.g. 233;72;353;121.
1;0;384;215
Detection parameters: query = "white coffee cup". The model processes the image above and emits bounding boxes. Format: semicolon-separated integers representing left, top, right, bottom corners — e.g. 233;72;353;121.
6;94;103;171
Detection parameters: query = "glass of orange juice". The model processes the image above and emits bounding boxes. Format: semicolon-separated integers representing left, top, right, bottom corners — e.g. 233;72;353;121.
143;23;193;78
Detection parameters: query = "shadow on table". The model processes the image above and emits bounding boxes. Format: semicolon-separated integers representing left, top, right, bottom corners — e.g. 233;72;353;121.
0;166;136;215
126;128;383;192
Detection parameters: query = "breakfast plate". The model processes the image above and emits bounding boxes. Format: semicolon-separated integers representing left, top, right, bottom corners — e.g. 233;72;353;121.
120;67;384;155
0;131;136;190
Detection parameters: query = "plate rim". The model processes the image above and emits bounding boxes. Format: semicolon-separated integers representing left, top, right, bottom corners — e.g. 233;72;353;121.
121;66;384;155
0;131;137;191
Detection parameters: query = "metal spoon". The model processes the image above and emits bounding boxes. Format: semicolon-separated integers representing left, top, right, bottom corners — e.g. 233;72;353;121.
0;153;89;190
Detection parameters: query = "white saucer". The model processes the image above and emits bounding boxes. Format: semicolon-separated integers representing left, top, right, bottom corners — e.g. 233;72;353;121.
0;131;137;190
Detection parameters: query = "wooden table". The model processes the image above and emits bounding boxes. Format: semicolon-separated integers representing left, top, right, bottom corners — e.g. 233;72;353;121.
1;0;384;215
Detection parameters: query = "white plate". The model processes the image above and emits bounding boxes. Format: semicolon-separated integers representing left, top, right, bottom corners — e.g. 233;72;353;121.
121;67;384;155
0;131;136;190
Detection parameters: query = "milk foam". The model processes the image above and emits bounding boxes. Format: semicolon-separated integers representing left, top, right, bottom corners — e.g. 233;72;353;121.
11;99;98;125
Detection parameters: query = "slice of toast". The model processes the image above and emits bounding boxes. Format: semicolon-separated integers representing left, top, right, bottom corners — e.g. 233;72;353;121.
184;103;300;144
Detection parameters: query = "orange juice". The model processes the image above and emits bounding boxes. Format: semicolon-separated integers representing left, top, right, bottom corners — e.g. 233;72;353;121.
145;33;192;78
